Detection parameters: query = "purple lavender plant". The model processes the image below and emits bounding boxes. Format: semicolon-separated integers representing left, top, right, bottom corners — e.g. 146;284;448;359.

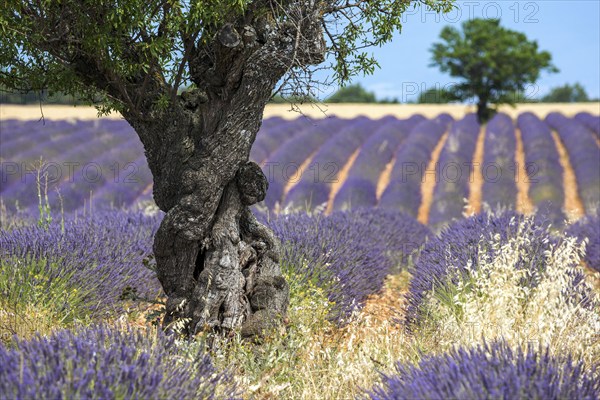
0;324;238;399
1;119;85;156
282;117;381;211
481;113;518;210
261;117;345;209
267;208;430;322
283;181;331;211
0;211;162;315
567;214;600;272
0;119;149;214
250;116;311;164
574;112;600;138
366;341;599;399
429;114;480;230
341;117;422;186
379;115;453;216
332;178;378;210
517;112;565;225
436;113;454;126
545;112;600;213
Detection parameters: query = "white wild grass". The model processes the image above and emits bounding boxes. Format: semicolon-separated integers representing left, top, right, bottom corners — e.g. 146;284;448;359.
417;217;600;367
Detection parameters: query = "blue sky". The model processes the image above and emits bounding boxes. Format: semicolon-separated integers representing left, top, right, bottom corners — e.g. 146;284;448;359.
319;1;600;102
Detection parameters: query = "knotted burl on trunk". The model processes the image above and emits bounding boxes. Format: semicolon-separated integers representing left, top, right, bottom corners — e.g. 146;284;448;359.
165;161;289;338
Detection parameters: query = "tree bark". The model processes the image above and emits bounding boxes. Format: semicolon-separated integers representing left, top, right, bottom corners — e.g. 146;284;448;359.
476;97;493;123
128;98;291;337
124;6;325;338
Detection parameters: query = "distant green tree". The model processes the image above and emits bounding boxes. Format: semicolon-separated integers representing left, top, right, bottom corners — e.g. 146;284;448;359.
326;84;377;103
269;94;317;104
431;19;557;121
0;84;87;104
417;87;456;104
541;83;590;103
378;97;400;104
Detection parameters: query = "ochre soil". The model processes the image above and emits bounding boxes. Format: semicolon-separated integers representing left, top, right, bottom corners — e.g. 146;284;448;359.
550;130;585;221
464;126;486;216
514;129;535;215
357;273;409;323
281;150;317;200
417;131;449;225
326;149;360;214
376;158;395;201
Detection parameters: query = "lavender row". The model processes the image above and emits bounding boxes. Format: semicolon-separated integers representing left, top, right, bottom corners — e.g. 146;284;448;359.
2;129;139;213
517;112;565;224
0;119;81;151
379;114;453;217
481;113;518;210
250;117;311;164
545;112;600;212
332;115;424;211
331;177;378;210
260;117;346;209
85;153;154;211
0;119;36;146
2;134;146;214
367;340;598;399
52;132;148;212
284;117;380;210
0;325;236;399
0;211;163;315
574;111;600;138
567;214;600;272
1;121;82;158
265;208;430;322
1;119;132;156
1;121;135;191
428;114;480;229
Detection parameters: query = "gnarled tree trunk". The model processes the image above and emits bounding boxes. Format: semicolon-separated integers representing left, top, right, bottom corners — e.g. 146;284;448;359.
127;95;289;337
122;10;325;336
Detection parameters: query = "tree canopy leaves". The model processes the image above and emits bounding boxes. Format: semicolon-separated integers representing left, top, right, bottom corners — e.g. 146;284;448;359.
0;1;454;114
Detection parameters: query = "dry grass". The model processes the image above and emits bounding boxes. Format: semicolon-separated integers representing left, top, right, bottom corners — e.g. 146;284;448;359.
0;305;62;344
416;224;600;367
180;271;419;400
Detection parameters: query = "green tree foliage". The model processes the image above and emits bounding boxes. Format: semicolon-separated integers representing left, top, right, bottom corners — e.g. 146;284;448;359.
541;83;590;103
417;87;456;104
325;83;377;103
430;18;557;121
0;0;453;115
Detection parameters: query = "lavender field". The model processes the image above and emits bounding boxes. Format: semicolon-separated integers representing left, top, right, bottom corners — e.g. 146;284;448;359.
2;112;599;227
1;113;599;398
